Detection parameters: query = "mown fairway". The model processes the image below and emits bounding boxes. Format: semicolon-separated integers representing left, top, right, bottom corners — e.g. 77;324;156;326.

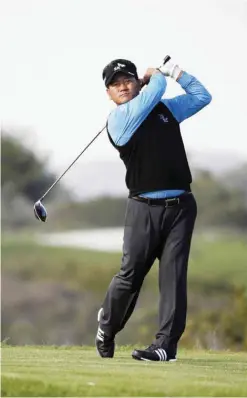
2;346;247;397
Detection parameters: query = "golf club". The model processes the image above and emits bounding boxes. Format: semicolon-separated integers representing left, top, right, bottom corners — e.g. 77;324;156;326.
34;55;171;222
33;125;106;222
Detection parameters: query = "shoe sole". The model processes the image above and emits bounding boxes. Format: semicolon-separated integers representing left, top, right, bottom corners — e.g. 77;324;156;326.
132;353;177;362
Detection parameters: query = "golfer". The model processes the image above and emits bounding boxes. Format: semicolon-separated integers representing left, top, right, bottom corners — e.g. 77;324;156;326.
96;56;212;361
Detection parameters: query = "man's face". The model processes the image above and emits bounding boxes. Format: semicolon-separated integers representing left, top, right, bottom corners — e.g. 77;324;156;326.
107;73;141;105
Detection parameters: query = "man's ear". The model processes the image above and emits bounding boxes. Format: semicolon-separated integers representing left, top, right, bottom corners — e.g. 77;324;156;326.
106;88;112;100
139;78;144;89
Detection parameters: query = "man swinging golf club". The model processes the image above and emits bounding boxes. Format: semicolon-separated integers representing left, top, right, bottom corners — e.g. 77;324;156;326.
96;55;212;362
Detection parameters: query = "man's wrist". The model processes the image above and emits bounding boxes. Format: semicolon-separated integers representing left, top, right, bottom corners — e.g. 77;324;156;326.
175;69;183;81
153;68;163;76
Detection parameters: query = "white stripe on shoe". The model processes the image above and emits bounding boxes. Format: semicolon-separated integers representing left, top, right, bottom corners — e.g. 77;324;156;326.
160;348;167;361
96;309;105;342
158;349;164;360
155;348;167;361
98;327;104;336
96;326;105;342
155;350;162;361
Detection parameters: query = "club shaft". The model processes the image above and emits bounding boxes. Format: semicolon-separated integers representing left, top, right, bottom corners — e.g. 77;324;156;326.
40;125;106;201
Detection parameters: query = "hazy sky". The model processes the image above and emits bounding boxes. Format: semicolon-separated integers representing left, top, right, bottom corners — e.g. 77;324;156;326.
1;0;247;173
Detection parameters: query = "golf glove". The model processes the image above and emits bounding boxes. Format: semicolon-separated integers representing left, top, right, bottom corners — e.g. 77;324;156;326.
159;59;182;81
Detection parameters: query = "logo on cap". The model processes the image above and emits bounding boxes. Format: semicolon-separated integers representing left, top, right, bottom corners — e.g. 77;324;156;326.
113;63;126;71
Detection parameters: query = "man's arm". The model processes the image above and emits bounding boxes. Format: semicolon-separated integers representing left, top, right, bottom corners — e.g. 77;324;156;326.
161;71;212;123
108;72;167;146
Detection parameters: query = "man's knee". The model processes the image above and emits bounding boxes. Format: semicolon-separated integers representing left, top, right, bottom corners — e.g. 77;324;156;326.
117;268;144;292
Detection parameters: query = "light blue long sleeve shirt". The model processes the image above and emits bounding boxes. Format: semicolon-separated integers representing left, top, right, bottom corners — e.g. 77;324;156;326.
108;72;212;198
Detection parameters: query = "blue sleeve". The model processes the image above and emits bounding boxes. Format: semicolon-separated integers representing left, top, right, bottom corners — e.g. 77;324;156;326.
162;72;212;123
107;73;167;146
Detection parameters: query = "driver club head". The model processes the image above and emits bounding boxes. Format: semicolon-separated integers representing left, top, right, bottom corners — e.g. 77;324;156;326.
34;200;47;222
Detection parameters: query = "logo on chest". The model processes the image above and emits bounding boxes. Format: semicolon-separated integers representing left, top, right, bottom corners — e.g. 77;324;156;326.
158;114;169;123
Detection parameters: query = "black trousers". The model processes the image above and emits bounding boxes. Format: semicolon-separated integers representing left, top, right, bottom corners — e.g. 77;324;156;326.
100;193;197;356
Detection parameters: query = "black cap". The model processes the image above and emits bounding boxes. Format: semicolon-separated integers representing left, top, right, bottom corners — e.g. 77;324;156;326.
102;59;138;87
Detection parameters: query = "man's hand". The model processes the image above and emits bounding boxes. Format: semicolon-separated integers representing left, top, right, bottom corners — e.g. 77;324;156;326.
159;59;183;81
140;68;160;87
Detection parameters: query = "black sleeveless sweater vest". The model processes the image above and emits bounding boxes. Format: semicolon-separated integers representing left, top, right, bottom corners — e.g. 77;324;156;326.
107;102;192;197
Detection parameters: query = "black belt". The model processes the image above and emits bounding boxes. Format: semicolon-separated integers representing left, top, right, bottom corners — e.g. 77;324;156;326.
132;192;192;207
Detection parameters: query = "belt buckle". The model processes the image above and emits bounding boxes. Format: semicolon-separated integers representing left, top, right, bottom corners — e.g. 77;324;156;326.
165;197;180;207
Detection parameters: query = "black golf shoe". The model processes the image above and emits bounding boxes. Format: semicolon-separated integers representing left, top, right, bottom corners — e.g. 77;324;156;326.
132;344;177;362
95;308;115;358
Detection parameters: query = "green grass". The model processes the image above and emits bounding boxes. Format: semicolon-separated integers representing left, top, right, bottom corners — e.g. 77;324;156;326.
1;346;247;397
189;235;247;289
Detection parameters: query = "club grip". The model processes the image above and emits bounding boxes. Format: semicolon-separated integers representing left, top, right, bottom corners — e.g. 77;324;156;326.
141;55;171;88
163;55;171;65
